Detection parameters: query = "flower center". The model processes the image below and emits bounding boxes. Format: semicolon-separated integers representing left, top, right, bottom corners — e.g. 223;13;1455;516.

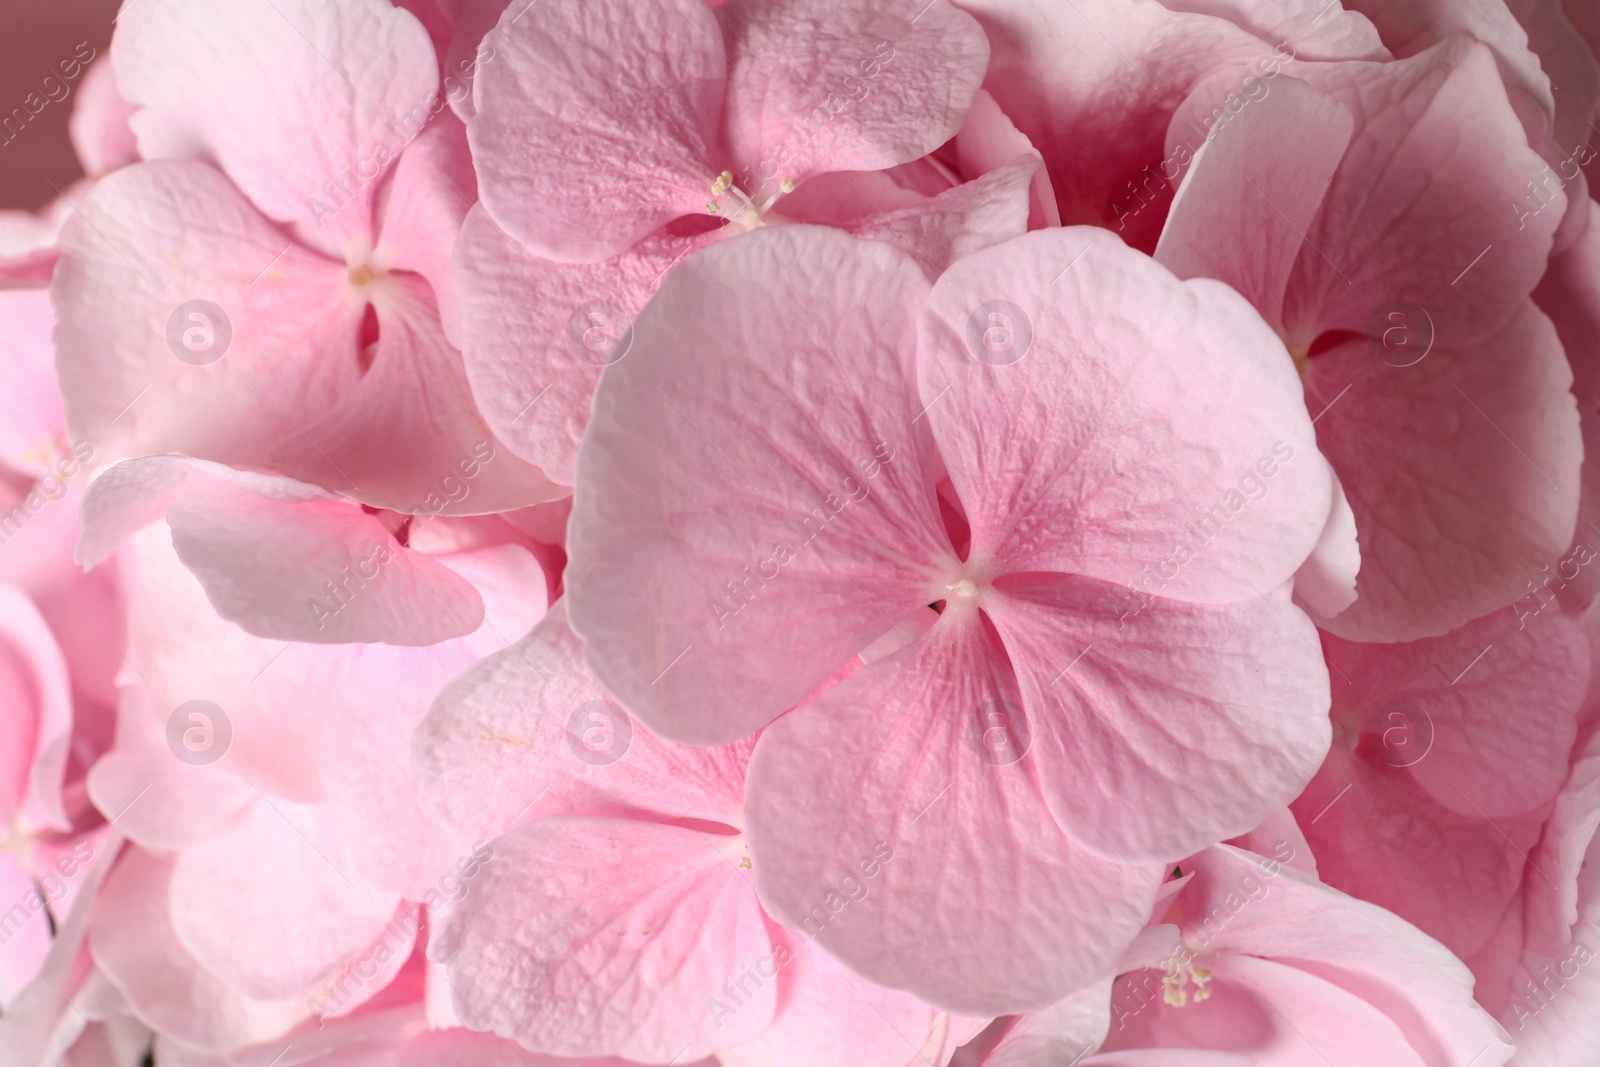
347;263;377;287
1162;958;1214;1007
706;171;796;231
948;578;979;599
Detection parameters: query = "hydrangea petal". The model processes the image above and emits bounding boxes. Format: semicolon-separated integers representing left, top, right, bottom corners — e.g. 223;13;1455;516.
567;226;952;745
919;226;1330;603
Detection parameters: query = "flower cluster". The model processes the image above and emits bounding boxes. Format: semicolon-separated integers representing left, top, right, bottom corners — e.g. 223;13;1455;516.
1;0;1599;1065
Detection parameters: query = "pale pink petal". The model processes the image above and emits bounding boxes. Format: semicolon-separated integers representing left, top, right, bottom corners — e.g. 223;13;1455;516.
1286;40;1560;350
371;113;476;346
919;226;1330;603
439;0;509;121
847;152;1042;278
454;207;714;485
720;937;954;1067
112;0;438;254
68;55;138;178
746;615;1160;1014
985;577;1330;863
1152;0;1386;61
431;817;774;1060
1293;749;1541;959
1518;723;1600;958
270;274;564;514
978;979;1111;1067
1305;302;1581;641
88;848;310;1051
950;90;1061;228
1341;0;1555;150
0;852;52;1007
1177;845;1515;1066
168;800;402;1000
1155;73;1354;336
468;0;725;262
714;0;987;201
52;161;363;472
1323;610;1587;819
948;0;1289;250
567;226;952;745
1107;954;1432;1066
86;748;254;850
0;586;73;832
1292;472;1360;620
0;838;123;1060
413;601;749;842
77;456;488;645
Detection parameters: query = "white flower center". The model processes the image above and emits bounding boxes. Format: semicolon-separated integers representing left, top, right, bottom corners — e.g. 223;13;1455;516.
706;171;795;231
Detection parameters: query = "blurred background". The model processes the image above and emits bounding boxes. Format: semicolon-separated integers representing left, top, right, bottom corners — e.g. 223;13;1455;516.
0;0;118;210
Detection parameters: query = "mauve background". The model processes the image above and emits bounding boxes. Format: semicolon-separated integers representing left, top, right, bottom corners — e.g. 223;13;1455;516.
0;0;118;211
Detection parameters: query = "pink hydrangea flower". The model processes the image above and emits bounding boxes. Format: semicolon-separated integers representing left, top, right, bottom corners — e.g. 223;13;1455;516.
564;223;1338;1011
973;844;1515;1066
1156;38;1582;640
53;0;558;514
419;605;988;1063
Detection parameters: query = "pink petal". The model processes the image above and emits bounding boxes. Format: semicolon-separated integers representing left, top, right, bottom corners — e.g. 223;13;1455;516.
746;615;1160;1014
721;938;955;1067
567;226;952;745
1292;472;1361;620
67;55;138;178
1341;0;1555;150
430;817;774;1060
88;848;310;1051
112;0;439;254
78;456;488;645
1286;40;1560;351
269;274;564;514
949;0;1293;251
168;800;402;1000
1155;73;1355;336
1520;722;1600;954
1293;749;1540;959
1150;0;1386;61
371;113;477;347
0;852;52;1007
979;979;1111;1067
950;89;1061;228
86;748;254;850
847;152;1042;279
0;586;73;832
1177;845;1514;1066
438;0;509;122
714;0;987;200
454;206;714;485
986;576;1330;863
920;226;1331;603
1305;302;1581;641
1324;610;1588;819
414;601;749;842
52;161;363;473
468;0;725;262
